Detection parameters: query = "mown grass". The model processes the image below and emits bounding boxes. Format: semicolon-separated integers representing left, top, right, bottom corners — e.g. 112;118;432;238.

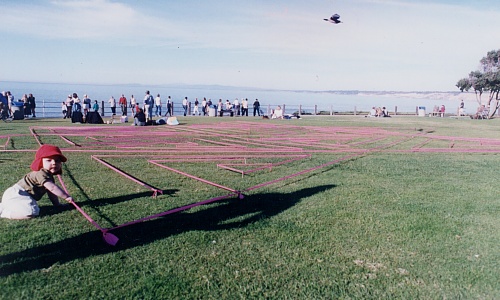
1;115;500;299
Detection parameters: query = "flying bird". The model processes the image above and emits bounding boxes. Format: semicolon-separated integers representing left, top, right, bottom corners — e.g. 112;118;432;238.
324;13;341;24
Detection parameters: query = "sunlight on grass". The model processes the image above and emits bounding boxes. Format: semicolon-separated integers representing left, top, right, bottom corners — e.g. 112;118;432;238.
1;116;500;298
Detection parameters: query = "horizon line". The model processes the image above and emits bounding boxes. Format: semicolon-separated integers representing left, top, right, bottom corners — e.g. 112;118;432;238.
1;80;461;94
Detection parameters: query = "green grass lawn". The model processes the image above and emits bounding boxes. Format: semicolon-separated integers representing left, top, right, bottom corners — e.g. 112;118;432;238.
1;115;499;299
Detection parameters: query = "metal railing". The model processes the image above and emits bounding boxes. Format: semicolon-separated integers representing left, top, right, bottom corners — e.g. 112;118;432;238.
34;100;418;118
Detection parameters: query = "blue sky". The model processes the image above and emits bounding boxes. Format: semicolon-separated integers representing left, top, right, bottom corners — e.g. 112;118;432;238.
1;0;499;91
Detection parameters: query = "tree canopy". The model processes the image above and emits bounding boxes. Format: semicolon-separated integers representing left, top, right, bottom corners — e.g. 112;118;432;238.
456;49;500;116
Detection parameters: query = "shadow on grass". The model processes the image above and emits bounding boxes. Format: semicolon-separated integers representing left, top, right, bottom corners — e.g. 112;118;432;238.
72;189;180;207
0;184;335;277
62;164;173;205
40;189;181;230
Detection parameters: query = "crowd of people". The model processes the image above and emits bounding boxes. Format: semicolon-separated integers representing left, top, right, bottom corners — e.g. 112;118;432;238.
0;91;320;125
206;97;262;117
458;100;491;119
0;87;307;123
177;97;263;117
0;89;269;123
0;91;37;120
55;91;267;125
367;106;391;118
61;93;102;123
431;105;446;117
472;104;490;119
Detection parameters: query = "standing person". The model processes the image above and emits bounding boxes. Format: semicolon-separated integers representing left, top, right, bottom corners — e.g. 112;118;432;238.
459;100;466;116
217;99;223;117
92;100;99;112
182;97;188;116
61;102;67;118
119;94;127;116
65;95;73;119
0;91;6;107
240;97;245;116
6;91;15;118
154;94;162;117
253;99;261;116
143;91;154;121
22;94;31;118
0;92;8;119
233;98;240;116
0;92;7;111
193;98;200;116
201;97;207;116
241;98;248;116
71;98;83;123
82;94;91;118
108;96;117;117
72;93;80;104
165;96;172;116
0;145;73;219
28;93;36;117
130;95;137;115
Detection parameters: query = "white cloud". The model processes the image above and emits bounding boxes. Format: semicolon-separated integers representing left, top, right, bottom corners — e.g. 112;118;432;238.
2;0;500;91
0;0;186;41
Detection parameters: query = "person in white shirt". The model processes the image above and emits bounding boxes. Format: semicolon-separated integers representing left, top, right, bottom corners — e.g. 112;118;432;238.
155;94;162;116
217;99;223;116
201;98;207;116
130;95;137;113
143;91;154;121
108;96;116;116
182;97;188;116
233;98;240;116
241;98;248;116
271;106;283;119
368;107;376;117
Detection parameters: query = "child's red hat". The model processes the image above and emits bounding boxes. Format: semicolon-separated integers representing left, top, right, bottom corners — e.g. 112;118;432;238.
30;144;67;171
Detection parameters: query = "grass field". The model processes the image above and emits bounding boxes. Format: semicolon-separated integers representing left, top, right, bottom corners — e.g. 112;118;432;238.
1;115;500;299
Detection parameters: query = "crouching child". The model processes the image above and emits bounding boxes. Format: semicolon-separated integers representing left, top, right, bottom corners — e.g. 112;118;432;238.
0;145;73;219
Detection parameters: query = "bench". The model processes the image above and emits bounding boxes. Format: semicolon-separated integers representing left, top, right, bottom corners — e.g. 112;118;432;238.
219;109;234;117
429;112;443;117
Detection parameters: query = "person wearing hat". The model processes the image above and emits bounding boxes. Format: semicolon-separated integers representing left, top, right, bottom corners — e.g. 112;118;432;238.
0;145;73;219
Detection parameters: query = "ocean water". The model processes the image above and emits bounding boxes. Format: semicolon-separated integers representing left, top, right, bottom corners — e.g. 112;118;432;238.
2;81;456;118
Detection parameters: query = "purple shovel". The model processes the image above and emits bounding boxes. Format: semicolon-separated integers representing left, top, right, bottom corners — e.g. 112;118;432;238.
65;197;119;246
58;175;119;246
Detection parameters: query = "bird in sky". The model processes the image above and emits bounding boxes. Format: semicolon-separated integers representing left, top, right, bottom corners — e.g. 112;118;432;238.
324;14;341;24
